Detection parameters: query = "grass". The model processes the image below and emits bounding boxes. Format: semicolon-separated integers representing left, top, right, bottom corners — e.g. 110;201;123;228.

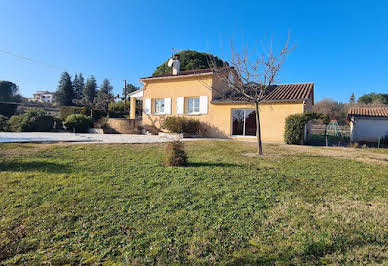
0;141;387;264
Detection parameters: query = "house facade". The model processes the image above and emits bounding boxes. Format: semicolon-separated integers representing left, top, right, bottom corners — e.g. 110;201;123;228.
139;68;314;142
28;91;55;103
348;107;388;142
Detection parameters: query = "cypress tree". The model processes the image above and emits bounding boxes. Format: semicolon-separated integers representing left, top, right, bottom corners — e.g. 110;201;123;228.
83;76;97;103
73;73;85;100
55;72;74;106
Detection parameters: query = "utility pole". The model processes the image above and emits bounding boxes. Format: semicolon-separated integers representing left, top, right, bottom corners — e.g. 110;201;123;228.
124;80;127;115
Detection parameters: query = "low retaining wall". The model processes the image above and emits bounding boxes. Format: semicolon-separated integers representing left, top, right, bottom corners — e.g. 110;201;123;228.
105;118;142;134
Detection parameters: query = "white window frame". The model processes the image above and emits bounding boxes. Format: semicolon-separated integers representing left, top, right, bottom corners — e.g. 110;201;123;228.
187;97;200;114
154;98;165;114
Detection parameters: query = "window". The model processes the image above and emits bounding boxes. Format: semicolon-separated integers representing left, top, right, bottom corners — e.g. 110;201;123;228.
154;99;165;114
187;97;200;114
232;109;256;136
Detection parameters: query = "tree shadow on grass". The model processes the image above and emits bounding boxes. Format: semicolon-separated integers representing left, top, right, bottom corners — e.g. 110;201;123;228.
188;162;240;168
0;161;72;174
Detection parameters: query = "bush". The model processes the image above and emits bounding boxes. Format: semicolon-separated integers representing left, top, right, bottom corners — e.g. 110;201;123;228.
59;106;83;120
64;114;92;133
162;116;201;134
0;102;18;117
284;112;329;145
108;101;130;118
165;141;188;167
0;115;8;131
8;110;56;132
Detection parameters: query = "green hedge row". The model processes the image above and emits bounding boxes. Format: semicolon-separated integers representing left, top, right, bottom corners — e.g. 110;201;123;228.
284;112;329;145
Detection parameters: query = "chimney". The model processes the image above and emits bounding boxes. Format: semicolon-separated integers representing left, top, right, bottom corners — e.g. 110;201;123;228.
172;54;180;75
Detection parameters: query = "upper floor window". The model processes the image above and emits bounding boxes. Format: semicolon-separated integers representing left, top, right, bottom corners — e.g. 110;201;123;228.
187;97;200;114
154;98;165;114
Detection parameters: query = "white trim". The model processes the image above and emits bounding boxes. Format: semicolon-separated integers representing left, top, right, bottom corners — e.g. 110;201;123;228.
144;98;151;114
199;96;208;114
164;97;171;114
177;97;184;114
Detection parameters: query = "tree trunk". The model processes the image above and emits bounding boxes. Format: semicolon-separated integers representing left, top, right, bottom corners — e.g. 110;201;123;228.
255;101;263;155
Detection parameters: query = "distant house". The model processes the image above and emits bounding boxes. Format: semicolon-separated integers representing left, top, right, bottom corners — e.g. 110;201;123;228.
135;57;314;142
28;91;55;103
347;107;388;142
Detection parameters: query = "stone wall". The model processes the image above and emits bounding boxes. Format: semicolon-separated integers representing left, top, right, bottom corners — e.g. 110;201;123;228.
105;118;142;134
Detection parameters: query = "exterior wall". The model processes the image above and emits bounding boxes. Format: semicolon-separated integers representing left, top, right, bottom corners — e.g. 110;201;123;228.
350;118;388;142
106;118;142;134
142;75;307;142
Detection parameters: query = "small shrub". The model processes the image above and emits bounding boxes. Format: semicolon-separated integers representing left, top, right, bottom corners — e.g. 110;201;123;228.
165;141;188;167
64;114;92;133
0;115;8;131
162;116;201;134
8;115;23;132
59;106;83;120
8;110;56;132
284;112;329;145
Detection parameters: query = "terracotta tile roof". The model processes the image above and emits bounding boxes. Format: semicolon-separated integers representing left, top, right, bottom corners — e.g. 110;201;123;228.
211;83;314;104
348;107;388;118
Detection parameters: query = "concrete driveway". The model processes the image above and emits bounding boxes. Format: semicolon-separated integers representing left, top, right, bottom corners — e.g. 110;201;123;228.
0;132;187;144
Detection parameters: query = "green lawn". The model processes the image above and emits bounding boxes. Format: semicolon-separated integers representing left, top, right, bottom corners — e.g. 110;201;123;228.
0;141;387;264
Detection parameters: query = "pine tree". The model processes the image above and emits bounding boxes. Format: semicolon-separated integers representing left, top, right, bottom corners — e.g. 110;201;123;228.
349;93;355;104
73;73;85;100
99;78;113;96
55;72;74;106
83;76;97;103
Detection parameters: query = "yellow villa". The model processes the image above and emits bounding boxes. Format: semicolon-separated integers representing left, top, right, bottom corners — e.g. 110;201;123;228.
136;66;314;142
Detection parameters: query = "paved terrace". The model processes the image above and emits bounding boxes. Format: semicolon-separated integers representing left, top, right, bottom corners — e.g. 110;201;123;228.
0;132;217;144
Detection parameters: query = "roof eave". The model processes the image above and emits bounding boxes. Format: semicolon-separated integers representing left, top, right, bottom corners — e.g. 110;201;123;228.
140;72;214;82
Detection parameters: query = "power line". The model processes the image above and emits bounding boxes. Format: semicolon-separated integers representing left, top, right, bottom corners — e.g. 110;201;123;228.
0;48;125;83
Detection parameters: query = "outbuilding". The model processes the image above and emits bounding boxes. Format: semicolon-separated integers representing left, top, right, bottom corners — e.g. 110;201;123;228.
347;107;388;143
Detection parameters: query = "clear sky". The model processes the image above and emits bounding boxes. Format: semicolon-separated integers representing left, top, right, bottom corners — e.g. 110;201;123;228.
0;0;387;102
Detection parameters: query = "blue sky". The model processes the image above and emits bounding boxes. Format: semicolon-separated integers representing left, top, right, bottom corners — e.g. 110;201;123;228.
0;0;387;102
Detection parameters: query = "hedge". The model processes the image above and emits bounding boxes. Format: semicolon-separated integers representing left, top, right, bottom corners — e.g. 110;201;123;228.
0;102;18;117
0;115;8;131
284;112;329;145
59;106;83;120
64;114;92;133
162;116;201;134
8;110;56;132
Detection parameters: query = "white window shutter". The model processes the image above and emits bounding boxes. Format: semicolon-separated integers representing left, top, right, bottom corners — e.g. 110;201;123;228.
144;98;151;114
199;96;208;114
177;97;184;114
164;97;171;114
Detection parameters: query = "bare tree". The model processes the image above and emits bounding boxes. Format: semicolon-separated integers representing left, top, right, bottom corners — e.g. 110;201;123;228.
207;38;292;155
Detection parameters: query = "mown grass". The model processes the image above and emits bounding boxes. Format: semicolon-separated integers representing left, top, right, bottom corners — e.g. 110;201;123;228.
0;141;387;264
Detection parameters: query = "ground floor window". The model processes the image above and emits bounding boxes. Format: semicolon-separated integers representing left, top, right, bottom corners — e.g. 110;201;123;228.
154;98;165;114
232;109;256;136
187;97;200;114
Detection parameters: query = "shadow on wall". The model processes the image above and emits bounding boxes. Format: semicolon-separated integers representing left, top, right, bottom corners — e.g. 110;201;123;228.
143;112;164;135
200;122;228;138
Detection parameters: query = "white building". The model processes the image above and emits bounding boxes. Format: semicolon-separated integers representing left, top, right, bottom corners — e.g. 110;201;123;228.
28;91;55;103
348;107;388;142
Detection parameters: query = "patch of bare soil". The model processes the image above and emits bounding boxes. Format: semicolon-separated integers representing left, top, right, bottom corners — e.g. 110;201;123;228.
279;144;388;165
242;152;282;158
